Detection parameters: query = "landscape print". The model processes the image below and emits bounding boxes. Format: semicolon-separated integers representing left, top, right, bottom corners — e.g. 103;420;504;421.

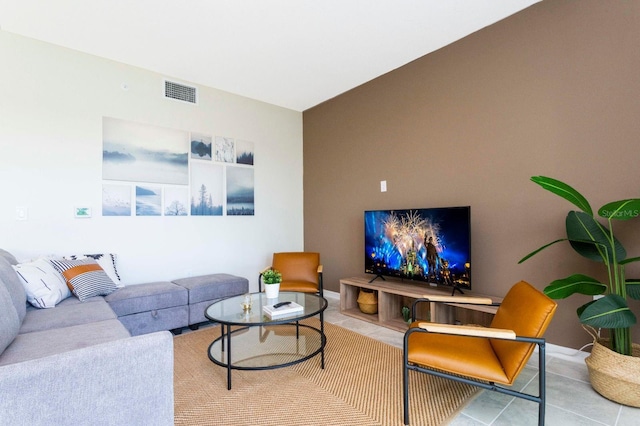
190;133;212;160
102;184;131;216
215;136;235;163
190;163;223;216
101;117;260;218
103;117;189;185
226;167;254;215
136;185;162;216
236;140;254;165
164;187;189;216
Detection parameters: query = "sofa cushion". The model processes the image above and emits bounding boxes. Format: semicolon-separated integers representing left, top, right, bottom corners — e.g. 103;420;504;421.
0;319;130;366
20;298;117;334
12;258;71;308
0;256;26;322
63;253;123;288
0;282;20;355
172;273;249;304
49;294;105;306
105;282;187;316
49;258;118;301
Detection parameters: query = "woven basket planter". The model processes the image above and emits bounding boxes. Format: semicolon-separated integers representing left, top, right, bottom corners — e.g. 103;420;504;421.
357;288;378;314
585;339;640;407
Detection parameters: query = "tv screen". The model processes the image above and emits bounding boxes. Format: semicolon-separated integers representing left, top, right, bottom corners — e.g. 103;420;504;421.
364;207;471;291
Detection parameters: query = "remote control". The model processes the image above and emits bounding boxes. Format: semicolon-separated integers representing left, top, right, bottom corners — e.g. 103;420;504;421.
273;301;292;309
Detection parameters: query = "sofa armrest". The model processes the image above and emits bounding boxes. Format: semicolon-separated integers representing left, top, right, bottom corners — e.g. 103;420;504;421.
0;331;174;426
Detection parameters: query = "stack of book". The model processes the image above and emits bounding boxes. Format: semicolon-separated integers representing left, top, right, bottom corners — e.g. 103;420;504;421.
263;301;304;318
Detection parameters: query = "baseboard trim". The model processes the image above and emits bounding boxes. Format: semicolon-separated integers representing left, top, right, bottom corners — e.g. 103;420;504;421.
324;289;340;300
544;342;591;363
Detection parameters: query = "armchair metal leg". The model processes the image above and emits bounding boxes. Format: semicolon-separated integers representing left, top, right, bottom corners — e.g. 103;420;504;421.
538;341;546;426
403;332;411;425
403;362;410;425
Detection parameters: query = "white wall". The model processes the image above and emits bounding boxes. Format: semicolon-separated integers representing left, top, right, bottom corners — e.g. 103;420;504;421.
0;31;304;290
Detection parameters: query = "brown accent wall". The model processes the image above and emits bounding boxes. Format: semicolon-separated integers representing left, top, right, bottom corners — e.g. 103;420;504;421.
303;0;640;349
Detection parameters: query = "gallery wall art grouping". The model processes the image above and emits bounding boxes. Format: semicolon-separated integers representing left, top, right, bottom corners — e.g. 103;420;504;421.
101;117;255;217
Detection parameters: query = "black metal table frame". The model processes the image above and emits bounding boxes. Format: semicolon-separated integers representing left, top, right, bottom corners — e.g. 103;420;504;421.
205;292;327;389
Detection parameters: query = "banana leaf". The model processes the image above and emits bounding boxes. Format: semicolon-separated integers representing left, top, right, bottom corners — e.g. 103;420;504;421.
598;199;640;220
620;256;640;265
566;211;626;263
625;278;640;300
531;176;592;215
578;294;637;329
576;299;596;317
543;274;607;299
518;238;566;264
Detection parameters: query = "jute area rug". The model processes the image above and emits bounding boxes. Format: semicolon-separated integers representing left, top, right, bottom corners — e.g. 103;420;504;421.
174;320;477;426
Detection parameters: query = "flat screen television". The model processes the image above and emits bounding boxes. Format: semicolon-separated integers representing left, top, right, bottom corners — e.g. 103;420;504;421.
364;206;471;293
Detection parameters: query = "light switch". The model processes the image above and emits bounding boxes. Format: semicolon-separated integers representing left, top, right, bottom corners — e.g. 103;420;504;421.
380;180;387;192
16;206;28;221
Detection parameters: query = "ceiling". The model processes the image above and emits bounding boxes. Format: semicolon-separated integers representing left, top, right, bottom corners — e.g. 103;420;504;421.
0;0;539;111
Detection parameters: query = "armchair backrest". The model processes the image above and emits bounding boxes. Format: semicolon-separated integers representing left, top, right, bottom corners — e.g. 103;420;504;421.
272;252;320;284
489;280;557;382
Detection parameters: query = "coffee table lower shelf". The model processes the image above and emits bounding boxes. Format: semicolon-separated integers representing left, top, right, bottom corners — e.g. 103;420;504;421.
208;323;326;388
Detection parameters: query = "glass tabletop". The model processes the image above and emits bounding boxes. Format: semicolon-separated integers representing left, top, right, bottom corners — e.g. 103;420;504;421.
205;291;327;326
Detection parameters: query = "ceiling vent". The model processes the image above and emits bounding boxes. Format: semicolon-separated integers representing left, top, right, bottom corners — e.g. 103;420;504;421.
164;80;197;104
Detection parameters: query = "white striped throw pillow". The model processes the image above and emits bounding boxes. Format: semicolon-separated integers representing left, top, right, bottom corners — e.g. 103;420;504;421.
63;253;123;288
49;258;118;302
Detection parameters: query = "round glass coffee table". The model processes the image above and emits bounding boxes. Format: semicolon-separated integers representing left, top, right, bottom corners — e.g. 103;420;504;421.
205;291;327;389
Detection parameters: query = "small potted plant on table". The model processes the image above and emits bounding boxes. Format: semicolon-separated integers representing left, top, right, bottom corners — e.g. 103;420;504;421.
261;268;282;299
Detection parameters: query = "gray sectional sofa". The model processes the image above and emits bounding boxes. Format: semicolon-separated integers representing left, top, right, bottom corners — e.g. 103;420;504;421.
0;249;248;426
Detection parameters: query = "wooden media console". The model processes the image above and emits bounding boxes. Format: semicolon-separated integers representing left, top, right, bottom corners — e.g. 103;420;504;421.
340;276;503;332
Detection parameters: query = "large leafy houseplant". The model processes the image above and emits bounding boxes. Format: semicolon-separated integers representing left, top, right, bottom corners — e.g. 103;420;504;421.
519;176;640;356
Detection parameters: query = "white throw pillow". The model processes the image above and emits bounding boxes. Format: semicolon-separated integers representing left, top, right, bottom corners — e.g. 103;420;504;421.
12;258;71;308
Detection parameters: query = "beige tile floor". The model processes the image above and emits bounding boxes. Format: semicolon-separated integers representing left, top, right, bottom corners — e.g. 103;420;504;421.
323;292;640;426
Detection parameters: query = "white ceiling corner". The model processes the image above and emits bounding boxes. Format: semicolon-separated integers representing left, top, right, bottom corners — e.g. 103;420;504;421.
0;0;539;111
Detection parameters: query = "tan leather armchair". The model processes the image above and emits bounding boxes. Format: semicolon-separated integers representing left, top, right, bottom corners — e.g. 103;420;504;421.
259;252;323;296
403;281;557;426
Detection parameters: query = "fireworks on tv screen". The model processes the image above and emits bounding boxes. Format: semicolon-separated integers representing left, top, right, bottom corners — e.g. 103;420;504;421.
364;207;471;289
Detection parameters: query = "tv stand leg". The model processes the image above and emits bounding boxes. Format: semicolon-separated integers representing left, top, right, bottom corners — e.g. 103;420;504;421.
368;274;386;283
451;285;465;296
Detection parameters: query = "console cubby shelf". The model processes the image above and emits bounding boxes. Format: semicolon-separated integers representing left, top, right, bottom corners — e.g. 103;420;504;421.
339;276;503;332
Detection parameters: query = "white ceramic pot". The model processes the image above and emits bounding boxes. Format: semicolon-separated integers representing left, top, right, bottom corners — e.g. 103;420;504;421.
264;283;280;299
